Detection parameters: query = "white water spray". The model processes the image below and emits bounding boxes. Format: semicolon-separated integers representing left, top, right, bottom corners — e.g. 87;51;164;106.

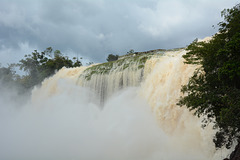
0;49;230;160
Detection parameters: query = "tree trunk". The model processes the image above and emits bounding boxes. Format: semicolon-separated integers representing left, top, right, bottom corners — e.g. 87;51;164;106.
229;141;240;160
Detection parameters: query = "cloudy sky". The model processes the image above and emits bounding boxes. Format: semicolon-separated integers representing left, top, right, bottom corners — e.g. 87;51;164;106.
0;0;238;65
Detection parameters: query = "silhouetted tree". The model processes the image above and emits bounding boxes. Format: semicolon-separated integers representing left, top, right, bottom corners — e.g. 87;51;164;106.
106;54;119;62
18;47;82;89
178;3;240;149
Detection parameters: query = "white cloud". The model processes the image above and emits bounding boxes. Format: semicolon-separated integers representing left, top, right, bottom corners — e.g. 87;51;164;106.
0;42;37;66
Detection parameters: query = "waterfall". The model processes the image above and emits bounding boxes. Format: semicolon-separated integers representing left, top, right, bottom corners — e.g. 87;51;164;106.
76;53;150;104
0;49;231;160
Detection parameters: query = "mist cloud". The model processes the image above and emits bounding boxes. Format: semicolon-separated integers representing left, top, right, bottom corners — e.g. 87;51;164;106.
0;59;231;160
0;84;216;160
0;82;168;160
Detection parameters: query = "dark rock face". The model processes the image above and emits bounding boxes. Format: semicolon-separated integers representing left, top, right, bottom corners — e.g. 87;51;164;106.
229;142;240;160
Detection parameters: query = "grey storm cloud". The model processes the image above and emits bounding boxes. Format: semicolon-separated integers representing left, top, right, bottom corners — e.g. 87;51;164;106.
0;0;238;64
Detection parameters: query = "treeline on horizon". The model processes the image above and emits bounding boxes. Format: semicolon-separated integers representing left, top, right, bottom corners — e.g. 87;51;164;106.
0;47;82;92
0;44;131;92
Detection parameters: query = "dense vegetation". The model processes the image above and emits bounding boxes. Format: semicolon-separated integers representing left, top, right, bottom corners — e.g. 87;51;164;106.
178;4;240;150
0;47;82;91
106;54;119;62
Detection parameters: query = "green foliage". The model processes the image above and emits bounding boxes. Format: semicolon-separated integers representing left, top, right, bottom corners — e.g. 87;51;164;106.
0;64;19;86
0;63;25;93
106;54;119;62
0;64;16;82
178;4;240;149
18;47;82;89
86;62;94;66
127;49;135;54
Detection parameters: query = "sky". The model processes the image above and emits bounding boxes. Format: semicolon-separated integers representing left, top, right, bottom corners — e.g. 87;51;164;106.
0;0;238;65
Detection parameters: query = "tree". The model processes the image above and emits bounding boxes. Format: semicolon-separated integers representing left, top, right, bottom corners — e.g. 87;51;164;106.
18;47;82;89
178;4;240;149
127;49;135;54
86;62;94;66
0;64;19;87
0;64;16;83
106;54;119;62
0;63;25;93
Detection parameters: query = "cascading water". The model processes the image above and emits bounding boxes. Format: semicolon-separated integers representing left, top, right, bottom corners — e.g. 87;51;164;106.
77;53;149;105
0;49;231;160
